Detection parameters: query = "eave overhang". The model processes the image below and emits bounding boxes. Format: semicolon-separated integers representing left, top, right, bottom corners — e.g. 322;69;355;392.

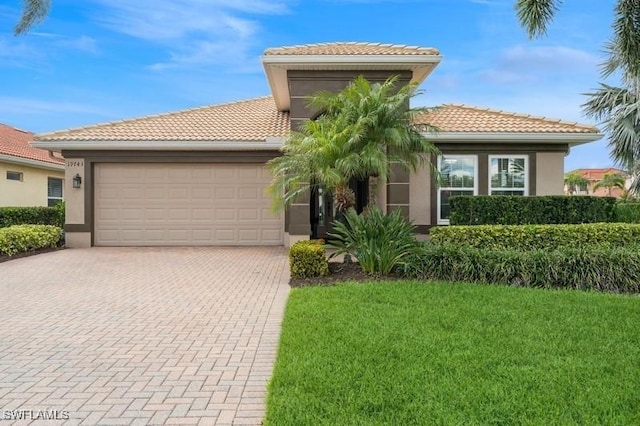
261;54;442;111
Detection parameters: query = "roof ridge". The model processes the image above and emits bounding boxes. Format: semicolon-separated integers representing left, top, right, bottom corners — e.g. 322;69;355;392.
264;41;439;54
441;103;596;130
0;123;34;136
37;96;275;138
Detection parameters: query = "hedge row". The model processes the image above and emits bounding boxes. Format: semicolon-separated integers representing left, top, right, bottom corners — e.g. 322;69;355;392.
615;203;640;223
0;225;63;256
450;195;616;225
289;240;329;279
430;223;640;251
0;204;64;228
400;244;640;293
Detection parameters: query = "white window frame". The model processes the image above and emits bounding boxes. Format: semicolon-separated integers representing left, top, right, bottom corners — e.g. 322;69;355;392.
47;177;64;207
488;155;529;196
437;155;478;225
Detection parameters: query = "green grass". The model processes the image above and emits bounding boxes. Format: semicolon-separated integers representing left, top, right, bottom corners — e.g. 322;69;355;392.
266;281;640;425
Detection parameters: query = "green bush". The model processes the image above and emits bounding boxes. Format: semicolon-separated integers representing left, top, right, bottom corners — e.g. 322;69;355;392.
615;203;640;223
430;223;640;251
327;207;418;275
0;204;65;228
450;195;616;225
0;225;63;256
400;244;640;293
289;240;329;279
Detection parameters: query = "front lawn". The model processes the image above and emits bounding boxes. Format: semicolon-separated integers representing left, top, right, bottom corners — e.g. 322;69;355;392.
266;282;640;425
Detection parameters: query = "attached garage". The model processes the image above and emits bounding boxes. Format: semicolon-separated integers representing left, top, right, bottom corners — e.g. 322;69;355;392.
94;163;282;246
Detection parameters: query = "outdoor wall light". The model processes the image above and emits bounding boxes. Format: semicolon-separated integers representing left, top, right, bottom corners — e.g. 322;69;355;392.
72;174;82;189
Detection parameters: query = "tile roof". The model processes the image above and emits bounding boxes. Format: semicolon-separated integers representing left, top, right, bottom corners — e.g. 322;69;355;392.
568;168;627;180
413;104;599;134
0;123;64;165
264;42;440;56
35;98;599;143
35;97;290;142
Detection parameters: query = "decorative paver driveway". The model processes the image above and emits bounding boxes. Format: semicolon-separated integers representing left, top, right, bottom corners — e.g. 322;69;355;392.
0;247;290;425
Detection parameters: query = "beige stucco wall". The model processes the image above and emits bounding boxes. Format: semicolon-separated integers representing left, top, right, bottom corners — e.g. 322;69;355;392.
64;159;85;224
0;162;64;207
536;152;565;195
65;232;91;248
409;164;431;226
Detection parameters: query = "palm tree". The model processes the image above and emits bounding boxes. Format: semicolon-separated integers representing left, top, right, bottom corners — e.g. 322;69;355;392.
308;75;439;208
267;75;439;214
515;0;640;195
15;0;50;34
593;173;626;196
564;172;590;195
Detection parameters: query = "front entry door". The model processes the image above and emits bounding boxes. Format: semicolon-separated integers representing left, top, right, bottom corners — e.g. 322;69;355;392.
311;179;368;240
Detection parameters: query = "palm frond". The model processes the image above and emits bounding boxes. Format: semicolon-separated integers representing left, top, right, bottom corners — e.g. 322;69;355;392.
15;0;50;35
515;0;561;38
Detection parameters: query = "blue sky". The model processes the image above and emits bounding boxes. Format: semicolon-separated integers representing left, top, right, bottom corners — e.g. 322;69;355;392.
0;0;617;170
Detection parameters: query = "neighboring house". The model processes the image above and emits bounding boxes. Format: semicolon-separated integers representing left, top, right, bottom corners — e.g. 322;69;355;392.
32;42;602;248
565;168;629;197
0;123;65;207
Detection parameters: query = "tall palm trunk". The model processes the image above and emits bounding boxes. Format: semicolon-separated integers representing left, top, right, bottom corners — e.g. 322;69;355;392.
367;176;378;209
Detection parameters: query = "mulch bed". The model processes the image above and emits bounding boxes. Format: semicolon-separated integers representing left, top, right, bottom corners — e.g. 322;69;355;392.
290;261;403;287
0;247;65;263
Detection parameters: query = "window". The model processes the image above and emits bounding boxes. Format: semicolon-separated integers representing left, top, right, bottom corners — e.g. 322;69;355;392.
489;155;528;196
47;177;63;207
6;171;23;181
437;155;477;224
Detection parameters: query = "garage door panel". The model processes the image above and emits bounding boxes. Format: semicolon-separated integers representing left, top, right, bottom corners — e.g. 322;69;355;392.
95;163;283;246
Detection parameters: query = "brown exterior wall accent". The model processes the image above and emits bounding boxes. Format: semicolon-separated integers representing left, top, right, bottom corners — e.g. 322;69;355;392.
286;69;413;233
60;150;279;245
387;162;411;220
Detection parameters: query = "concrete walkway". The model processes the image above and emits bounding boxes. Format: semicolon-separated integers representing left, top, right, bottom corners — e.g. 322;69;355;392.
0;247;290;425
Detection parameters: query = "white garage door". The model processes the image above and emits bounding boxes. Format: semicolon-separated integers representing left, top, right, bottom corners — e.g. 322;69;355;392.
94;163;283;246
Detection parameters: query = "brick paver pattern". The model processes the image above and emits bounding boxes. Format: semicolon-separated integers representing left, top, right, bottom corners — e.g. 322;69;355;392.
0;247;290;425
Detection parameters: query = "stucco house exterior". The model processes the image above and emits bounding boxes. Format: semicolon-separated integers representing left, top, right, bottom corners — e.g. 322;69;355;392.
1;123;65;208
31;42;602;248
565;167;629;197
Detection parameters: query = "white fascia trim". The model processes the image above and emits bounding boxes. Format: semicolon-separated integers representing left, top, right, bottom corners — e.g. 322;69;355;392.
30;139;285;151
0;154;65;171
423;132;603;144
260;54;443;66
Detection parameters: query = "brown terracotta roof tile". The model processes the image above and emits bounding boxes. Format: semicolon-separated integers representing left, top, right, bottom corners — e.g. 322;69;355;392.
0;123;64;165
264;42;440;56
413;104;599;133
35;97;290;142
35;99;599;143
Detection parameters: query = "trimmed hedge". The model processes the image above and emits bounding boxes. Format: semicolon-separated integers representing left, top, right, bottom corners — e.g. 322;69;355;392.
430;223;640;251
400;244;640;293
450;195;616;225
0;225;63;256
289;239;329;279
615;203;640;223
0;204;64;228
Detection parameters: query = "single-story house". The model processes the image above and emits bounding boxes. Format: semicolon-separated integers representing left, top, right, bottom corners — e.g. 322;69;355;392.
1;123;65;207
565;167;629;197
32;42;602;248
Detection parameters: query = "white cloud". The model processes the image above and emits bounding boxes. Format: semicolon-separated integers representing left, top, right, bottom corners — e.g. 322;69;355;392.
0;96;111;116
90;0;291;69
480;45;599;84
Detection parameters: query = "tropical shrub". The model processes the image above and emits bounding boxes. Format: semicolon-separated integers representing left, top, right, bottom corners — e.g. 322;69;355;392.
0;225;63;256
400;244;640;293
615;203;640;223
0;204;65;228
449;195;616;225
327;207;418;275
289;240;329;279
430;223;640;251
